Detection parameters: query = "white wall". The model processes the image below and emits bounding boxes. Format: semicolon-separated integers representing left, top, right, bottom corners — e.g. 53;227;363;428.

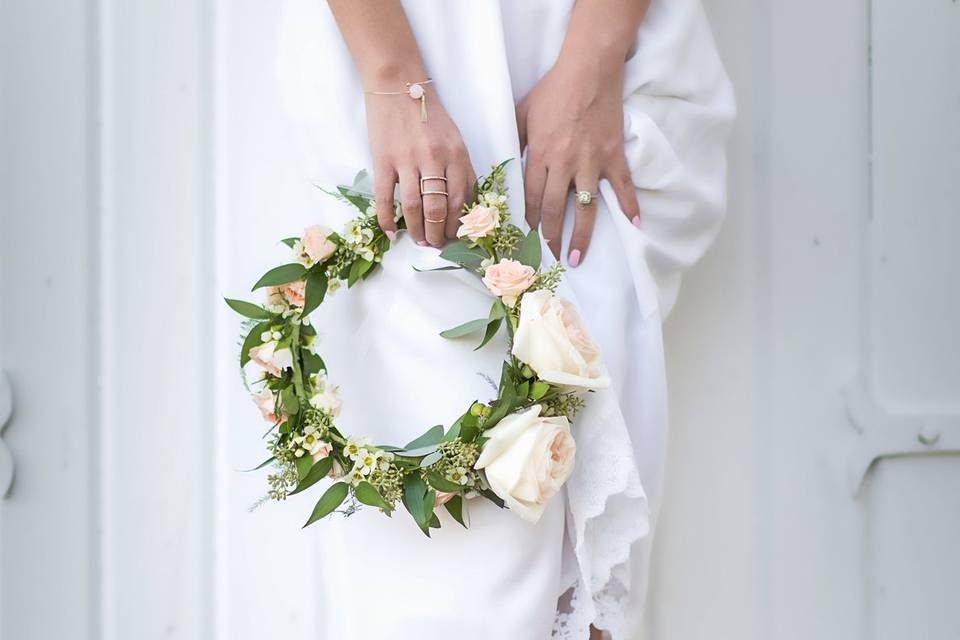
1;1;957;639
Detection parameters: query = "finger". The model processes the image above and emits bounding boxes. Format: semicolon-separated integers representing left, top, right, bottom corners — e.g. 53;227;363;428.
444;159;472;240
606;156;641;229
420;168;448;247
516;101;528;152
568;175;600;268
399;167;426;245
523;158;547;230
540;166;572;260
373;164;398;240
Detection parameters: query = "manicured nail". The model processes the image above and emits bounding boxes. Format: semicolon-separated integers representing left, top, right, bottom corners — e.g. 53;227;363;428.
385;230;396;241
568;249;581;268
417;240;428;247
631;216;642;229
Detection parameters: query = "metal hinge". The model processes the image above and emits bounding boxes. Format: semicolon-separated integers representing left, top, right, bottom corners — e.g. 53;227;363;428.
844;375;960;495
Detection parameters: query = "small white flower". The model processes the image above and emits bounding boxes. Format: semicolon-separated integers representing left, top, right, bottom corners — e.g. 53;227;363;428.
260;331;273;343
480;257;494;270
348;467;366;485
344;437;371;461
356;449;378;476
446;466;470;485
355;246;375;262
327;278;342;294
365;205;377;218
483;192;498;205
291;239;315;268
271;331;282;341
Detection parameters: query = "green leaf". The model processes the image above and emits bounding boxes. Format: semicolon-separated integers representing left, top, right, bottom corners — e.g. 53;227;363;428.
347;258;371;287
474;316;503;351
301;350;326;376
412;265;463;272
444;495;469;528
429;512;441;529
280;386;300;414
355;481;392;512
252;263;307;290
301;270;328;317
426;471;463;493
419;451;443;467
224;298;275;320
516;229;542;268
240;321;273;367
440;318;488;339
530;380;550;400
403;424;445;451
402;474;430;534
303;482;349;528
439;239;487;269
440;419;463;443
290;456;334;495
294;454;313;480
479;487;506;509
281;237;299;248
241;456;275;472
337;185;371;213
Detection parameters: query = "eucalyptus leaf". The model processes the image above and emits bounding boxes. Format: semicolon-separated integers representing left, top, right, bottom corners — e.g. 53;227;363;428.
240;321;273;367
402;475;429;534
426;471;463;493
403;424;444;450
301;270;328;317
290;457;334;495
224;298;274;320
474;316;503;351
241;456;275;472
439;240;487;269
355;481;392;512
444;495;469;528
401;444;440;458
516;229;542;268
294;454;313;481
440;318;487;339
419;451;443;468
252;263;307;290
303;482;349;528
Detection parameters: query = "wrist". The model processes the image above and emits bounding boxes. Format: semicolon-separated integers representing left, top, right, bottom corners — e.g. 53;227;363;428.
360;58;429;92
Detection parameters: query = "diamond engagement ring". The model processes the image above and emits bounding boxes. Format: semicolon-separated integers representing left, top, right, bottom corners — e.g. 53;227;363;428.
576;190;599;205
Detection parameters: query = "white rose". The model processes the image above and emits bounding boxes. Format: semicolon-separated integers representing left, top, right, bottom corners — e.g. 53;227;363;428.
309;384;342;417
511;290;609;390
247;341;293;377
474;405;576;523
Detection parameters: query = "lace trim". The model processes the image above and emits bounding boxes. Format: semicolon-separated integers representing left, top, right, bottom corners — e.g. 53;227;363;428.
550;396;651;640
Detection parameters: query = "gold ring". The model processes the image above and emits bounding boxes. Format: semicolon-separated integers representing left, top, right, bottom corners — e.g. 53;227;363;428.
420;176;447;192
425;218;447;224
420;190;449;197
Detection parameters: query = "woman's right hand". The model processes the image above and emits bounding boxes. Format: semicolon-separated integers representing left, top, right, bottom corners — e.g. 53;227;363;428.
366;84;476;248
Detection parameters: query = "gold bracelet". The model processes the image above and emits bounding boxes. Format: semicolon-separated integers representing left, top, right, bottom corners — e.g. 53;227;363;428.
366;79;433;122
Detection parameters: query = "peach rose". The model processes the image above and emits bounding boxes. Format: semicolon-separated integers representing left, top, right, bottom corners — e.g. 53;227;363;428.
282;280;305;308
456;205;500;241
481;258;536;307
302;224;337;264
309;384;342;418
252;387;285;424
248;341;293;377
473;404;576;523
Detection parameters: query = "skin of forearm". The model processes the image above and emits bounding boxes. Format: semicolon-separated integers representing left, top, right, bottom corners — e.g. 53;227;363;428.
327;0;428;87
558;0;651;70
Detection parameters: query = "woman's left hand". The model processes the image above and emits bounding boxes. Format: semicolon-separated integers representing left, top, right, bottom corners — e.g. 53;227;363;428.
517;54;641;267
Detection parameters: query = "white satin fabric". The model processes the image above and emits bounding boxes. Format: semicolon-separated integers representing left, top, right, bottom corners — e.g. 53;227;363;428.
275;1;734;638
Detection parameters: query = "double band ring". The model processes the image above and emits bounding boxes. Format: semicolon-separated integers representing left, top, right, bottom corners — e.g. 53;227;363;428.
421;175;448;197
575;190;600;206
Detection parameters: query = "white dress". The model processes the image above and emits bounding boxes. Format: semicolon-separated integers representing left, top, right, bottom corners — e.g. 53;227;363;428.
274;1;734;638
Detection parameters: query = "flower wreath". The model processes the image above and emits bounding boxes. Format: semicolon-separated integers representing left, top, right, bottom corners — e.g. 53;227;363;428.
226;161;609;535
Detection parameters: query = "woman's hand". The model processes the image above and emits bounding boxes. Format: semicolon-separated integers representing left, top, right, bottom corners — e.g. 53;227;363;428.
366;86;476;248
517;48;642;267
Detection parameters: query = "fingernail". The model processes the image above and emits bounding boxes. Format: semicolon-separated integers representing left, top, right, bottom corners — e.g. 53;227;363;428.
568;249;581;268
385;230;396;241
417;240;428;247
631;216;642;229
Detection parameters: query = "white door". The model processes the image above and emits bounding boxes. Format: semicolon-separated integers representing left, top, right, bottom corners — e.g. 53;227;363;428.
1;1;957;639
